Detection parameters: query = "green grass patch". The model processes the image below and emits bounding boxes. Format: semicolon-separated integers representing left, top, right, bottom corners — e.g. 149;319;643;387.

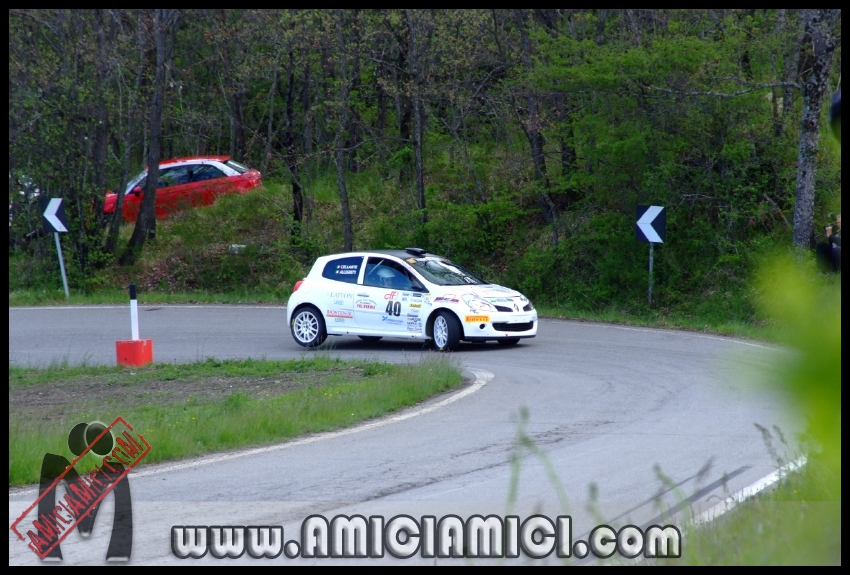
8;288;285;307
9;356;463;486
9;355;350;388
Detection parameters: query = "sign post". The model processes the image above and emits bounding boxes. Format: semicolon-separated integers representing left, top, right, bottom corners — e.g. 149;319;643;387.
40;197;70;299
636;205;666;305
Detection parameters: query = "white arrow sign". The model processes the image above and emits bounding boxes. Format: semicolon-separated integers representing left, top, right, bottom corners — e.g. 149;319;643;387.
44;198;68;233
637;205;664;243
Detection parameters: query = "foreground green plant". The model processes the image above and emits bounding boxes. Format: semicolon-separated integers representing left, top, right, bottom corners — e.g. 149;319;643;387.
663;253;841;565
8;356;463;486
500;252;840;565
662;454;840;565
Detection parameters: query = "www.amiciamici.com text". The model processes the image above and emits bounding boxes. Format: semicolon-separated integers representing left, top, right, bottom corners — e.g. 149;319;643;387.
172;515;681;560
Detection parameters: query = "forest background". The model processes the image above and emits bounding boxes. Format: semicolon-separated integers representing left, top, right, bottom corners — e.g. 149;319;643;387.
8;9;842;326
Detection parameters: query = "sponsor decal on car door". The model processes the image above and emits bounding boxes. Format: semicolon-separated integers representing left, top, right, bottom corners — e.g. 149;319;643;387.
321;256;364;331
355;287;408;333
357;257;417;334
327;291;357;327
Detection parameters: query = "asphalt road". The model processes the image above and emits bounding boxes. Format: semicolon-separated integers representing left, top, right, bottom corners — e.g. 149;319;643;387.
9;305;801;565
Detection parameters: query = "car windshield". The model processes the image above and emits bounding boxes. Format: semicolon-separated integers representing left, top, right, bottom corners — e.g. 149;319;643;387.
407;257;486;286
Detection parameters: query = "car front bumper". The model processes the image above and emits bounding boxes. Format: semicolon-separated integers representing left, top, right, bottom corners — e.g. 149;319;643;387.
459;311;538;340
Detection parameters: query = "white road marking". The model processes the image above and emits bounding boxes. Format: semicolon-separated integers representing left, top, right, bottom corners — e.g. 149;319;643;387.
693;456;807;526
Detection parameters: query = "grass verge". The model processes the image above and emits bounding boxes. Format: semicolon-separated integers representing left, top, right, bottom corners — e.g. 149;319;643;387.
535;304;780;342
8;288;284;307
9;356;464;487
657;454;840;565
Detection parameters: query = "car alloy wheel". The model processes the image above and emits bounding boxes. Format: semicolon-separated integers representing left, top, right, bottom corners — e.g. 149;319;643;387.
432;311;461;352
291;306;327;347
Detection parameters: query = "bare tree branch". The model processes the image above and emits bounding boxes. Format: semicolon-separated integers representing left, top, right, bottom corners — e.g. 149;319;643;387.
645;81;800;99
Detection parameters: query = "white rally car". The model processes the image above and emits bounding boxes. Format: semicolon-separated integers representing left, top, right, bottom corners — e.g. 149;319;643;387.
286;248;538;351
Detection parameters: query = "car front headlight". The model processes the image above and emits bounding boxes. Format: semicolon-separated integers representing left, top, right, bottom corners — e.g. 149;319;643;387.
462;294;496;312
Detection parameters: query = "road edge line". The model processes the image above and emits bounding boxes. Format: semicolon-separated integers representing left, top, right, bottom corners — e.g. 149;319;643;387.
692;456;807;527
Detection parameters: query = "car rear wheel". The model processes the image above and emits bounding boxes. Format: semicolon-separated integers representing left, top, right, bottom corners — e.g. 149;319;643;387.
291;306;327;348
497;338;520;346
432;311;461;352
358;336;383;342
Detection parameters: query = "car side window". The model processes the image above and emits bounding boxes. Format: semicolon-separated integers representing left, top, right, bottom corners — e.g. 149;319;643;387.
321;256;363;284
191;165;225;183
157;166;191;188
363;258;416;291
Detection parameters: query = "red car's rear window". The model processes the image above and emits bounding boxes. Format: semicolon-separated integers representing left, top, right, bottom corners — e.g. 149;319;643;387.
225;160;250;174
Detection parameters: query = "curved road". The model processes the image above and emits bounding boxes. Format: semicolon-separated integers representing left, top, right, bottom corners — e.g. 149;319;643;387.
9;305;800;564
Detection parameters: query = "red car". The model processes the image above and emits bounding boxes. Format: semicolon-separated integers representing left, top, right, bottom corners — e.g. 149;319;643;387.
103;156;262;222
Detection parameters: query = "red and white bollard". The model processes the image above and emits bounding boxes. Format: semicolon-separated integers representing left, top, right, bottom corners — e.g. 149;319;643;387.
116;284;153;366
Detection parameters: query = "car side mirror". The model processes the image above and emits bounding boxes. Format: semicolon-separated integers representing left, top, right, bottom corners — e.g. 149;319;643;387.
132;186;143;196
411;280;427;293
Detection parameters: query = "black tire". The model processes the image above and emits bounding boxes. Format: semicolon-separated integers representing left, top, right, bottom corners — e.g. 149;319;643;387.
497;338;520;346
290;306;327;347
432;310;462;352
357;336;383;342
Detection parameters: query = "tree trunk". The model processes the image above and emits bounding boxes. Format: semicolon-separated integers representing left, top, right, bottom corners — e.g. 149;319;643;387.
231;90;247;162
412;96;426;224
79;9;110;272
783;12;806;126
376;73;386;140
90;10;109;224
302;62;313;167
406;10;427;225
283;50;303;228
557;95;580;210
392;19;413;183
792;9;839;249
106;14;145;256
218;11;246;163
335;11;353;251
514;10;558;244
122;9;173;265
595;9;608;45
261;66;278;176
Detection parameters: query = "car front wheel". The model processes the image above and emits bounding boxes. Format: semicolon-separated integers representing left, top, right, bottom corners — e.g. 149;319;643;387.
291;306;327;347
432;311;461;352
